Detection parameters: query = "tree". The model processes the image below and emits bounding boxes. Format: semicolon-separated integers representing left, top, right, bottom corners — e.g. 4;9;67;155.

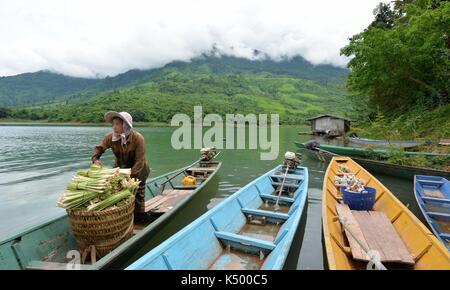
0;107;11;118
371;3;399;29
341;0;450;115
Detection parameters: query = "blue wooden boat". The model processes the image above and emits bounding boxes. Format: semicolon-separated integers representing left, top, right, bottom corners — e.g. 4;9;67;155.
127;164;308;270
414;175;450;250
348;137;420;148
0;160;221;270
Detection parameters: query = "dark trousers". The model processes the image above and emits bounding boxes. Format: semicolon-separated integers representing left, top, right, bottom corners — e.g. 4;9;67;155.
133;163;150;214
135;179;146;213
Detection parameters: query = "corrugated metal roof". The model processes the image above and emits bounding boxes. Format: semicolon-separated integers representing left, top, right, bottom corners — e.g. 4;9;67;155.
306;114;351;122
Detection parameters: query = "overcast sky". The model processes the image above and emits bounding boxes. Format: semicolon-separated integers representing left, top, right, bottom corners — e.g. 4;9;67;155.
0;0;387;78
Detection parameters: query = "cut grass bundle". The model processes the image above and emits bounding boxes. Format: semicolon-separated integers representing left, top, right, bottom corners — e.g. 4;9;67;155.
87;189;133;211
57;190;98;209
67;176;109;193
58;164;140;211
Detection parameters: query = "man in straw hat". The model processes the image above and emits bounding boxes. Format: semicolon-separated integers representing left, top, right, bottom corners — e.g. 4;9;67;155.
92;111;150;215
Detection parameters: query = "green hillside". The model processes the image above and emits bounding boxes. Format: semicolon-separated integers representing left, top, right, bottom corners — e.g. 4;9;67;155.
6;71;348;124
0;55;348;106
0;55;350;124
0;71;97;107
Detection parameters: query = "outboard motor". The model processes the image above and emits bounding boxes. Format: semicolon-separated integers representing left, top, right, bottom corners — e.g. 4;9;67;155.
200;147;217;162
283;151;301;170
305;140;320;150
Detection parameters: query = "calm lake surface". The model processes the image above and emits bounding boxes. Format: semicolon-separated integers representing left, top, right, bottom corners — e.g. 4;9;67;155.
0;125;419;269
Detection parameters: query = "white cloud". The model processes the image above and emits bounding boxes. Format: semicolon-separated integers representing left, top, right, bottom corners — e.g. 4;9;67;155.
0;0;385;78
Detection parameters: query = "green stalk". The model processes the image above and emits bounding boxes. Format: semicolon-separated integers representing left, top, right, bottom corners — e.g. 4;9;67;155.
58;165;135;211
87;189;132;211
57;190;99;210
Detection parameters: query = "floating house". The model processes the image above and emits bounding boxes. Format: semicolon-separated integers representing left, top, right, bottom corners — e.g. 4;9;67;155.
306;115;351;137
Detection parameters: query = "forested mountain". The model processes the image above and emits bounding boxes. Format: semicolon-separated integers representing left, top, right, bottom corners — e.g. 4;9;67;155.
0;55;348;108
0;71;97;107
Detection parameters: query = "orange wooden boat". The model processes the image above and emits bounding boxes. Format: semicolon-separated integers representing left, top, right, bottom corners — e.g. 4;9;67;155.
322;156;450;270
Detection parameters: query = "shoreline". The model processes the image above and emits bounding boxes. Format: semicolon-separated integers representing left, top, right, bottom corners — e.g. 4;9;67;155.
0;119;305;128
0;120;171;127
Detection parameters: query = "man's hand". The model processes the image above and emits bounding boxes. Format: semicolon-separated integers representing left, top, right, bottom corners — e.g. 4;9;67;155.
94;159;103;167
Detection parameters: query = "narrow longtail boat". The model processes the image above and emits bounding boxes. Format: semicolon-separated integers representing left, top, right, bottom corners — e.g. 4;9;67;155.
127;160;308;270
323;156;450;270
295;142;450;180
347;137;420;149
0;159;222;270
414;176;450;250
316;143;450;160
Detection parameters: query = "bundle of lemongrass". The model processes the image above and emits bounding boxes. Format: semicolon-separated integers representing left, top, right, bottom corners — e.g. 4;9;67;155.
57;164;140;211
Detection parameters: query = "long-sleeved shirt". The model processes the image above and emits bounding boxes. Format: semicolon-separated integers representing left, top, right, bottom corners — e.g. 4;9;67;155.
92;131;150;182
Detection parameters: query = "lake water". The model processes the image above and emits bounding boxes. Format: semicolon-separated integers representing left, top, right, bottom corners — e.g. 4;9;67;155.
0;125;418;269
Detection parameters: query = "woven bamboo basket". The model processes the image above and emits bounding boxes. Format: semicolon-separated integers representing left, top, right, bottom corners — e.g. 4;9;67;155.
67;195;135;259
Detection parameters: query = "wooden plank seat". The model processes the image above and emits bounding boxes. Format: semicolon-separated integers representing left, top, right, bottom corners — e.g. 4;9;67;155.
336;203;414;265
422;196;450;204
241;208;290;221
259;193;294;204
145;189;193;214
417;179;444;185
335;203;370;261
187;167;216;172
172;185;198;190
427;211;450;219
439;233;450;240
270;174;304;181
214;231;276;251
271;182;299;188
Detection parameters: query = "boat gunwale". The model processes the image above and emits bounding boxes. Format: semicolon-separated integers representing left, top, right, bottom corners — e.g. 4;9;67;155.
126;165;308;270
322;156;450;270
321;156;338;270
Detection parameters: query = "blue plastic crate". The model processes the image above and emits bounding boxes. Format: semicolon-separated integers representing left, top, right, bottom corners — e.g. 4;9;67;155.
341;186;376;211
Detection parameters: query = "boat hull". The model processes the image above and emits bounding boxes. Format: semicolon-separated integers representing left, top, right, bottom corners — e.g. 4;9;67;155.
295;142;450;180
0;161;222;270
317;143;449;159
322;157;450;270
127;165;309;270
348;137;418;148
414;175;450;250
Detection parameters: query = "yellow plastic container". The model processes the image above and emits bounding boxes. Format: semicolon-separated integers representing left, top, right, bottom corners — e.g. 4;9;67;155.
182;176;197;186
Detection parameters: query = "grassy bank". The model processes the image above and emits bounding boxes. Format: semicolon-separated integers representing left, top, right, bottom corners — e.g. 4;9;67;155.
352;104;450;142
349;104;450;171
